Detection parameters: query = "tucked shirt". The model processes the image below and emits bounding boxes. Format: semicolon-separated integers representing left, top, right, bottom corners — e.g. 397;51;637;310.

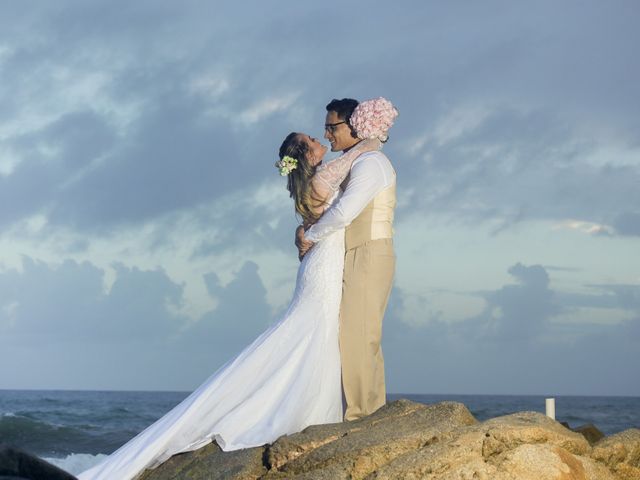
304;150;396;243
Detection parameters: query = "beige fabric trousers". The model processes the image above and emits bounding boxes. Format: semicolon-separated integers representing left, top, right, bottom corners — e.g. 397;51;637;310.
340;238;395;421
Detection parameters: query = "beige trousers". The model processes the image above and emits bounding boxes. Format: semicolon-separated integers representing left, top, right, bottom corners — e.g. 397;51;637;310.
340;238;395;421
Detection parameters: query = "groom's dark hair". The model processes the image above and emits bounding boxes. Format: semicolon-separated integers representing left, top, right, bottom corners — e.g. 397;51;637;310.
326;98;359;138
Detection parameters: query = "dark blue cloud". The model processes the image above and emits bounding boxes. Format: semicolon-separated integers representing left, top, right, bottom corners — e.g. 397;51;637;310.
383;263;640;395
0;0;638;238
613;211;640;236
463;263;560;342
177;261;274;381
0;257;184;342
0;256;278;389
0;255;637;393
0;110;117;230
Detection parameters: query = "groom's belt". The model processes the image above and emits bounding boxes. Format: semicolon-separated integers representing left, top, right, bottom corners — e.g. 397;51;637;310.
345;224;394;250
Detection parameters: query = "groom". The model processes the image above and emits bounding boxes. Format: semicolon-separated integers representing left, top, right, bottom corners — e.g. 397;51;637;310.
296;98;396;421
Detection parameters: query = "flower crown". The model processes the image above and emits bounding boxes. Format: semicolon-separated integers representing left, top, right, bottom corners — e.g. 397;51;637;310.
275;155;298;176
349;97;398;142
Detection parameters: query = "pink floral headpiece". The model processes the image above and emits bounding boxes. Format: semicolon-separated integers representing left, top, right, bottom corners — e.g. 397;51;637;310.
349;97;398;142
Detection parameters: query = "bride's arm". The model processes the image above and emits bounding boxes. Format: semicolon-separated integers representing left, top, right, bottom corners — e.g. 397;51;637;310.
307;138;381;220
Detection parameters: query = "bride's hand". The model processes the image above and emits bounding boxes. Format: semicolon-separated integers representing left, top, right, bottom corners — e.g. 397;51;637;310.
295;225;314;261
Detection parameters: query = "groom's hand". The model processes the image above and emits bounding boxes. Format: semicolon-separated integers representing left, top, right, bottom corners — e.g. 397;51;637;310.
295;225;314;261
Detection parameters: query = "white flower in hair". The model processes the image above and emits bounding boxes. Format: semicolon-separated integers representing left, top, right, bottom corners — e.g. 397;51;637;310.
275;155;298;176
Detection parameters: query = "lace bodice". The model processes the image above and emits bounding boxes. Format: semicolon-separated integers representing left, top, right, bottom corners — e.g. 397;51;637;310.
311;138;381;208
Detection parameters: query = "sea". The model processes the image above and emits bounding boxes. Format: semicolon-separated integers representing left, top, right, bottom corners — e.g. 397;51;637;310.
1;389;638;477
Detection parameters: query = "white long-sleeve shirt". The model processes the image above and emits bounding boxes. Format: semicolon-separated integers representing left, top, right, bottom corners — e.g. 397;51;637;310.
304;150;396;243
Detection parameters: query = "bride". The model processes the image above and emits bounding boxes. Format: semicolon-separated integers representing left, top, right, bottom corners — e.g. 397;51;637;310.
78;98;397;480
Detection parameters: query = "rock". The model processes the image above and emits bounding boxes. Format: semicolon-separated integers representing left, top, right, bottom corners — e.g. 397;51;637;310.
265;400;477;479
572;423;606;445
591;429;640;480
368;411;592;480
495;444;618;480
141;400;633;480
480;411;591;457
137;441;266;480
0;444;77;480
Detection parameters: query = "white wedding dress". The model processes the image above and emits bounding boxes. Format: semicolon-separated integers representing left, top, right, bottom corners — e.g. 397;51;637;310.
78;142;375;480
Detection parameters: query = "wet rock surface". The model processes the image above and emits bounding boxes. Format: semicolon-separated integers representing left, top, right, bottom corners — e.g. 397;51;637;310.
0;444;77;480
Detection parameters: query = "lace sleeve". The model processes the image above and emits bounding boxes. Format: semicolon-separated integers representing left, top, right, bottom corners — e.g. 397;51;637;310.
312;138;381;196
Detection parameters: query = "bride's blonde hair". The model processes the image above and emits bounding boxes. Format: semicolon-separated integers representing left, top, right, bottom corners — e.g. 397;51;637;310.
278;133;323;225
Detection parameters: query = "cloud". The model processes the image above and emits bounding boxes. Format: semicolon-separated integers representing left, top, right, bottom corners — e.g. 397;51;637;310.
238;93;301;126
455;263;560;342
0;256;276;389
1;252;638;394
0;1;638;394
579;283;640;312
399;105;640;234
0;256;185;342
0;0;637;242
553;220;614;237
173;261;275;382
384;262;640;395
613;211;640;236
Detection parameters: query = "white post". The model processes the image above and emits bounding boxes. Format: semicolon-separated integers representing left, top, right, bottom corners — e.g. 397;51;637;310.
545;398;556;420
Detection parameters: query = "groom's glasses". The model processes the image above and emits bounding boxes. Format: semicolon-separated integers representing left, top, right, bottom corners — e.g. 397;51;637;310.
324;121;346;133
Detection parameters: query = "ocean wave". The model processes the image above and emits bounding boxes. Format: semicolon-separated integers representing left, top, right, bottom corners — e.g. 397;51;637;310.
110;406;132;413
10;409;104;429
43;453;108;476
0;414;125;456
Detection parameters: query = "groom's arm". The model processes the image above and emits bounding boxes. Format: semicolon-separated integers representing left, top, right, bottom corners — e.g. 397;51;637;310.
303;151;394;244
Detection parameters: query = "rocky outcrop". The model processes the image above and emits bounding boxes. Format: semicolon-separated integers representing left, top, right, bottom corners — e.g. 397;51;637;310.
138;441;267;480
570;423;606;445
0;443;77;480
140;400;640;480
591;429;640;480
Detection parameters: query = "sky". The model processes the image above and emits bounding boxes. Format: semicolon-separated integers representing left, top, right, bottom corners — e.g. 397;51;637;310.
0;1;638;396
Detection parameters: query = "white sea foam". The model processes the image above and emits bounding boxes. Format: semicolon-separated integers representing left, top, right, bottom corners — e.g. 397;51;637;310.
43;453;108;476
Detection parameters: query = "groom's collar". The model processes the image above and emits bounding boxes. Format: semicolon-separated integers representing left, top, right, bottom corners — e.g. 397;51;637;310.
342;140;363;153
